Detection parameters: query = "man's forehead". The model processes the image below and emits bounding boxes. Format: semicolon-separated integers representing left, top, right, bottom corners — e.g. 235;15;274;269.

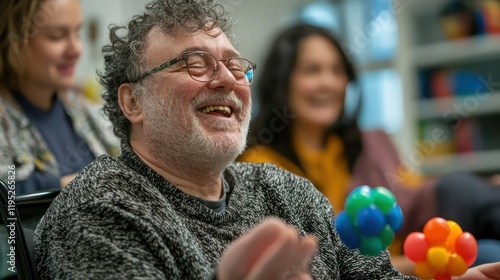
143;26;239;65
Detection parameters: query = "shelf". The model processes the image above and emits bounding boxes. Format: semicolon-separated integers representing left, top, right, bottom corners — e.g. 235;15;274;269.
422;149;500;174
412;35;500;68
398;0;500;175
418;92;500;120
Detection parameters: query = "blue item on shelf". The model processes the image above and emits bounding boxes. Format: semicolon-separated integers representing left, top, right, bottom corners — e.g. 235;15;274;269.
476;11;487;35
419;70;433;99
452;71;489;96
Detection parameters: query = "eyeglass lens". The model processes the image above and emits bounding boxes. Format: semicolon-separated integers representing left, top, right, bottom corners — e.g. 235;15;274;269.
186;53;254;85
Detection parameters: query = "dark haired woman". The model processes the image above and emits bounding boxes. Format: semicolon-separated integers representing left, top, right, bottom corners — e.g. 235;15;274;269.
239;23;500;274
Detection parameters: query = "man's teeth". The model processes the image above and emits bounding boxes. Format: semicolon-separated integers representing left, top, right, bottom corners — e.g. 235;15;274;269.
201;105;232;116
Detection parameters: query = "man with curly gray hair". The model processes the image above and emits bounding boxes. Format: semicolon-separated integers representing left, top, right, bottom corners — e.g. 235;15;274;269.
33;0;500;279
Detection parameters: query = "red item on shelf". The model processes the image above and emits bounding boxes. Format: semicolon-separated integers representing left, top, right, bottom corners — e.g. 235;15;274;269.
455;119;474;153
431;71;452;99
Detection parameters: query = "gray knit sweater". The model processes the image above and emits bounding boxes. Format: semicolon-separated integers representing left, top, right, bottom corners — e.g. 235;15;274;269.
34;144;418;280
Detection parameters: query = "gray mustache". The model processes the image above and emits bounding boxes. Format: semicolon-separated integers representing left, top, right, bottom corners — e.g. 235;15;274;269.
193;92;244;114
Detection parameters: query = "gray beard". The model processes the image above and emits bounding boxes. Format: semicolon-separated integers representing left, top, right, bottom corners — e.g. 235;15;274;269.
142;91;250;178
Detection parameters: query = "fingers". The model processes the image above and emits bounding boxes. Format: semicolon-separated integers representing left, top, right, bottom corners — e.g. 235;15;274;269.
292;236;317;278
472;261;500;279
282;236;317;280
245;225;317;280
218;218;299;278
237;219;296;273
245;225;298;280
453;261;500;280
217;219;317;280
295;272;313;280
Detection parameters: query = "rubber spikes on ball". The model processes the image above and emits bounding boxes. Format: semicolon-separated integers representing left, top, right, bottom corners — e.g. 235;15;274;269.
335;185;403;256
403;217;478;280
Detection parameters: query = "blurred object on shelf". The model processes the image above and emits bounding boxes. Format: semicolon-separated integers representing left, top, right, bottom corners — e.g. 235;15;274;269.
419;71;433;100
478;115;500;150
478;0;500;34
440;0;477;40
419;120;455;157
431;70;452;99
454;118;483;154
427;70;490;99
419;113;500;158
451;71;490;97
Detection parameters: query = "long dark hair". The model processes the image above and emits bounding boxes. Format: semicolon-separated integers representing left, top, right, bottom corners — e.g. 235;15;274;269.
248;23;363;172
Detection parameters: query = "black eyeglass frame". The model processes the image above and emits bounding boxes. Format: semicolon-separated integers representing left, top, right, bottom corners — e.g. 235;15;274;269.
131;51;257;85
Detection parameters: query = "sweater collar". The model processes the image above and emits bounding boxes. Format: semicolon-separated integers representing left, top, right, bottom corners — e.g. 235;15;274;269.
118;140;242;224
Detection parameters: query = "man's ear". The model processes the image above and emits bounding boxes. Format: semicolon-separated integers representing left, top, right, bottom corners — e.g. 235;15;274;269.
118;83;143;124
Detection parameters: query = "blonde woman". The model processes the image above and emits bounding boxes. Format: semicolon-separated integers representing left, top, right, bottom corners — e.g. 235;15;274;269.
0;0;119;194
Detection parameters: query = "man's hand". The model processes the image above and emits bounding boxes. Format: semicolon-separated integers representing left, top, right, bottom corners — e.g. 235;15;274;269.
455;262;500;279
217;218;318;280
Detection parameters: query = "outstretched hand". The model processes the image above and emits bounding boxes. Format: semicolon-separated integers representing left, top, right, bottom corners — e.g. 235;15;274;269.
217;218;318;280
455;262;500;280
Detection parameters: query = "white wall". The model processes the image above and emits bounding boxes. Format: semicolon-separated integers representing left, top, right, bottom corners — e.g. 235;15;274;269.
76;0;149;82
226;0;315;73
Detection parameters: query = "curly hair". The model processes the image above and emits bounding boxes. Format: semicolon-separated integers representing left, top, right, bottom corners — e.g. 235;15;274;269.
98;0;231;140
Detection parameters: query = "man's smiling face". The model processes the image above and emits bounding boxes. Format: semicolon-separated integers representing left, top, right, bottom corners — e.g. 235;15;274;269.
139;26;252;172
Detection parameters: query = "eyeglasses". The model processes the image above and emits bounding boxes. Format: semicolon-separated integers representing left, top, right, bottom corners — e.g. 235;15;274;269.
132;51;257;86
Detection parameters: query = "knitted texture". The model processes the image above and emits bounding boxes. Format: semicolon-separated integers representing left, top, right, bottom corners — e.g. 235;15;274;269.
34;144;418;279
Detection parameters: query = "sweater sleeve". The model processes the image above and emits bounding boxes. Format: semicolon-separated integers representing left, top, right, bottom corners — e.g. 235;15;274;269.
34;201;175;280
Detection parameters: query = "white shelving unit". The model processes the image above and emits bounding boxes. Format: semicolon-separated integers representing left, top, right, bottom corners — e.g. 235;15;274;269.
412;35;500;68
422;150;500;174
418;92;500;120
397;1;500;176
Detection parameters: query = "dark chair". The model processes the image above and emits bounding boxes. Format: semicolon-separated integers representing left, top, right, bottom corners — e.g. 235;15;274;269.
0;180;60;280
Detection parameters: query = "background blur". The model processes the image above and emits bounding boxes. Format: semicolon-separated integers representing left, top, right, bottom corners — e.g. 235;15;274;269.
77;0;500;179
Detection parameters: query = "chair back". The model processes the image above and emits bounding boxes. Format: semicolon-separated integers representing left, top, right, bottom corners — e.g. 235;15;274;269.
0;181;59;280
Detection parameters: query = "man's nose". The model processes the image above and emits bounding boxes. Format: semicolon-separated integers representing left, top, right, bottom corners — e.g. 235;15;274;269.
206;62;237;92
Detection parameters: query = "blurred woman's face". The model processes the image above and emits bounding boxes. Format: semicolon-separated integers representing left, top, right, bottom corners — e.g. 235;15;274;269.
24;0;82;91
289;35;349;129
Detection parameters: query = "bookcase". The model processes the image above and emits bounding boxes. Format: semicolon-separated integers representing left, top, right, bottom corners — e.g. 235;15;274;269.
397;0;500;177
